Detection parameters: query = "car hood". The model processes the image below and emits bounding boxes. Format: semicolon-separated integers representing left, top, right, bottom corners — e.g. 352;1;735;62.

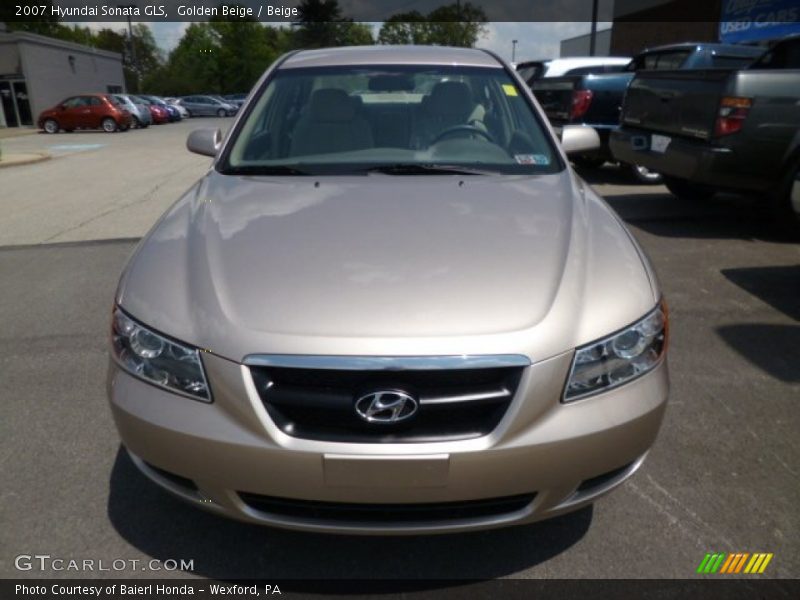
118;170;658;362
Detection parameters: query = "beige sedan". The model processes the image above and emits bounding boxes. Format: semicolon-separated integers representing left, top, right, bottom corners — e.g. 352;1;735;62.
108;45;669;534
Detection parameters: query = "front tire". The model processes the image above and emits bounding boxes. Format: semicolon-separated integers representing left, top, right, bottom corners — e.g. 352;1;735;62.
629;163;663;185
131;116;141;129
663;176;715;201
217;108;226;118
102;117;118;133
43;119;59;134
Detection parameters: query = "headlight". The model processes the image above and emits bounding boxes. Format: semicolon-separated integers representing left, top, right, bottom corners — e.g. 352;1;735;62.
111;308;211;402
564;302;667;402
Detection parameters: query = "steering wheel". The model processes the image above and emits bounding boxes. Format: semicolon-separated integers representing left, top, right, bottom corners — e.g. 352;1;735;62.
431;124;495;145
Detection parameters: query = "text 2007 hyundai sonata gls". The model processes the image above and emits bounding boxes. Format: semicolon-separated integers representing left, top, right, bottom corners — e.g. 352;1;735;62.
108;46;669;534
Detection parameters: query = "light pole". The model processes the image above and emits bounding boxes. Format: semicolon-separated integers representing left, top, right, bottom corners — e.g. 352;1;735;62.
118;3;138;92
511;39;518;63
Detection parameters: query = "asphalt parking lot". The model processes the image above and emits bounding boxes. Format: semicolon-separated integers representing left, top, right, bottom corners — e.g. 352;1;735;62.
0;120;798;580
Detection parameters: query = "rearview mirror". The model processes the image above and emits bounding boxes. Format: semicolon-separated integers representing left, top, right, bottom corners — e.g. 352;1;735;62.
187;128;222;157
560;125;601;156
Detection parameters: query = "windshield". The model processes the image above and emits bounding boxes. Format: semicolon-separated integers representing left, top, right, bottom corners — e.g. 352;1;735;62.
223;65;560;176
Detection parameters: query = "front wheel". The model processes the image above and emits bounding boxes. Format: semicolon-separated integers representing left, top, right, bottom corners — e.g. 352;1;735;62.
131;116;140;129
43;119;59;134
663;176;715;201
217;108;226;118
629;163;663;185
102;117;118;133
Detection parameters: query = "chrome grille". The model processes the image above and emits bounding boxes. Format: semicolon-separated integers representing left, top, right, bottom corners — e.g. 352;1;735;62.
247;355;527;443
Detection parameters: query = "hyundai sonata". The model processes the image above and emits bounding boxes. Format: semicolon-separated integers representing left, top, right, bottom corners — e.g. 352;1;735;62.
108;46;669;534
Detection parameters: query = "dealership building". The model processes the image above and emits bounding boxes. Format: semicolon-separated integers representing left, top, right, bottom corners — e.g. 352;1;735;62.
609;0;800;55
0;23;125;128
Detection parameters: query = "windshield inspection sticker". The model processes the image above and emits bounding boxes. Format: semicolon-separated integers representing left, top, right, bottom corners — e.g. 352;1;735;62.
515;154;550;166
502;84;518;96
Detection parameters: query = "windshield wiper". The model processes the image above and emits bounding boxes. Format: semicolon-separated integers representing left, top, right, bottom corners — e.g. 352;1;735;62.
363;163;494;176
222;165;312;176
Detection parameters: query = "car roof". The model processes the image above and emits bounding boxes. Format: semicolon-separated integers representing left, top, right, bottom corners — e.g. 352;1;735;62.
641;42;764;56
281;45;501;69
539;57;631;77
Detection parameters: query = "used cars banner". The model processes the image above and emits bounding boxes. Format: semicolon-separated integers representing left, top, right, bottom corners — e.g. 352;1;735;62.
720;0;800;43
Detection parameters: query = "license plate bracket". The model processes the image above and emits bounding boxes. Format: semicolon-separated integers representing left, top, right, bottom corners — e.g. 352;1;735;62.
650;134;671;153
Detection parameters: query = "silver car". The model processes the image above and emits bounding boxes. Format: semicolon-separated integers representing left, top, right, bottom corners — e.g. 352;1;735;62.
108;46;669;535
178;95;236;117
114;94;151;128
163;97;190;119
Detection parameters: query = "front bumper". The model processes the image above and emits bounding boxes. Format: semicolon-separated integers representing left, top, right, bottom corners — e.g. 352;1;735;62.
107;351;669;535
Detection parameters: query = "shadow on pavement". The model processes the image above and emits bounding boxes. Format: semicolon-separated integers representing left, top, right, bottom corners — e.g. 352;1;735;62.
716;265;800;384
108;448;592;581
717;324;800;384
575;164;798;242
721;265;800;322
574;164;646;187
605;192;794;243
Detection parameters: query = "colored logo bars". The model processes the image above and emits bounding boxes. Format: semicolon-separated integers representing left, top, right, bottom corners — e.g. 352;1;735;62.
697;553;773;574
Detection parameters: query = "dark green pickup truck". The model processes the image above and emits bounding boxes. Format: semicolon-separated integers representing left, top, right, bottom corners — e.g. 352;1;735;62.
610;36;800;232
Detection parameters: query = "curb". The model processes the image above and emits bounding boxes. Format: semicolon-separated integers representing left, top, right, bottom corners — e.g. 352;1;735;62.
0;127;39;140
0;152;51;168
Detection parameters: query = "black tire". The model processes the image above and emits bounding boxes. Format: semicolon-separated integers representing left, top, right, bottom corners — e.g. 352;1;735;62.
572;155;606;169
43;118;59;134
101;117;118;133
217;108;226;118
628;163;663;185
663;176;716;201
131;116;140;129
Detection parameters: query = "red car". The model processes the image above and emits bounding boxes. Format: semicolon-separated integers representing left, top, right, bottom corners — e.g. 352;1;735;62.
148;103;170;124
38;93;132;133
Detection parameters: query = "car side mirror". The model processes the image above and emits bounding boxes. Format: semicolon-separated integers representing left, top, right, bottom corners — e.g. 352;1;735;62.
560;125;601;156
187;128;222;157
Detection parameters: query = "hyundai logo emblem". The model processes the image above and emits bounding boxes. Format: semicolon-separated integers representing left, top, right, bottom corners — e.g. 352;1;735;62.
354;391;418;424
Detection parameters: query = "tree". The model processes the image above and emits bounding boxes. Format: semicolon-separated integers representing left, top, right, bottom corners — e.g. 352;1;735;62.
143;23;218;95
378;2;487;48
293;0;373;48
377;12;430;45
4;1;60;36
427;3;488;47
209;19;279;93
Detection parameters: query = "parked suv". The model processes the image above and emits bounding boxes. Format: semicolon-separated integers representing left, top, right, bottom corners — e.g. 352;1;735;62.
38;94;132;133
